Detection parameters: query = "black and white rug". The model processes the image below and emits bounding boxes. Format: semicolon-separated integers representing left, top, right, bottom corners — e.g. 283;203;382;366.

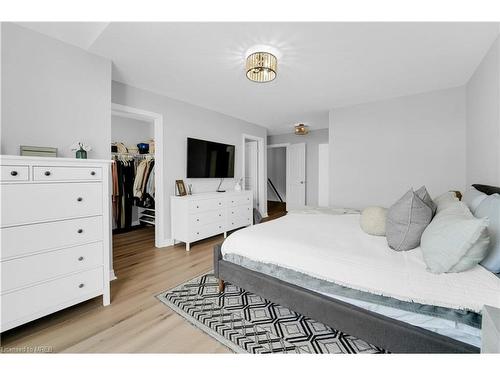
156;273;386;354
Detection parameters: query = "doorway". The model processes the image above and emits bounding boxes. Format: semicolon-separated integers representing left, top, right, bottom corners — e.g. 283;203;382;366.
267;143;287;219
267;142;306;212
242;134;266;218
111;103;165;248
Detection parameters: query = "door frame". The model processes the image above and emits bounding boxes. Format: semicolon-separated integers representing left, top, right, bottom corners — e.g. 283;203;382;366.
267;143;290;210
242;134;267;218
111;103;166;248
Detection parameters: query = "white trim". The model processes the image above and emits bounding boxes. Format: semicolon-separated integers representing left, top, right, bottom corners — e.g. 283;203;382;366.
242;134;267;217
111;103;166;248
110;269;117;281
267;143;290;149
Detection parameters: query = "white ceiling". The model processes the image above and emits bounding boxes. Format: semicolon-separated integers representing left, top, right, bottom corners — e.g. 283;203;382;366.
17;22;500;134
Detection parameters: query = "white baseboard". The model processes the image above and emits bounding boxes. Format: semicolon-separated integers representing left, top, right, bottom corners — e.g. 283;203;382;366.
156;238;174;248
110;269;117;281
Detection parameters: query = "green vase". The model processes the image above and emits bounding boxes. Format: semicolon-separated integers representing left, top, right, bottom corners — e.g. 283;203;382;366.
76;149;87;159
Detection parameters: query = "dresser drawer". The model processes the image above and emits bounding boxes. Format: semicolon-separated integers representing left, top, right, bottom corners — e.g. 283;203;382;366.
1;165;29;182
33;166;102;181
1;183;102;227
228;194;252;207
189;198;225;212
190;221;225;241
189;210;225;226
228;213;252;229
1;242;103;292
1;216;103;260
1;267;103;330
228;205;252;218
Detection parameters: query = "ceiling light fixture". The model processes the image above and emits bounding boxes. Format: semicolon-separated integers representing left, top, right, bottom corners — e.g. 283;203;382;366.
294;123;309;136
246;51;277;83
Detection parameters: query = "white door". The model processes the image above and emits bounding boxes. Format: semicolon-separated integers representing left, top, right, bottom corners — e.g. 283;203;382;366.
245;141;259;209
286;143;306;209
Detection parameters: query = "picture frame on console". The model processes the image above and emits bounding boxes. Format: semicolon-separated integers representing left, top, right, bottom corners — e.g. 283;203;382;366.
175;180;187;196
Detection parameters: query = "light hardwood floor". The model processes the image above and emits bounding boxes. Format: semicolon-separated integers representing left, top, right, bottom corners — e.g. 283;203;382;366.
0;227;231;353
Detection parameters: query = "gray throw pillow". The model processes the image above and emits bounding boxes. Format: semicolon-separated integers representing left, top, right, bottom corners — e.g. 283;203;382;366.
415;185;437;216
477;194;500;273
421;201;490;273
386;189;433;251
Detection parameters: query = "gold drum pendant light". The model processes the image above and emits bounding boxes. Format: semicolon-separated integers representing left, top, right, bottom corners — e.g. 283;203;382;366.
294;123;309;135
246;52;277;83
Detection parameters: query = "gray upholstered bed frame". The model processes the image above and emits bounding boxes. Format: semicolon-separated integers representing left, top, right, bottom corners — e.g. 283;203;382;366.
213;184;500;354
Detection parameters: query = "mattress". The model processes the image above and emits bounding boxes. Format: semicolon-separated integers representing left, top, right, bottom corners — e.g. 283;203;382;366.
221;211;500;346
223;252;481;346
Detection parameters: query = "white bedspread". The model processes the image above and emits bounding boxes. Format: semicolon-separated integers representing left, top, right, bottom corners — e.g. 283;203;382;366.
221;212;500;313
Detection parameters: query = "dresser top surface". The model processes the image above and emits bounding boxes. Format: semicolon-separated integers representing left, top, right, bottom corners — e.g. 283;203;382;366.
0;155;112;165
171;191;252;200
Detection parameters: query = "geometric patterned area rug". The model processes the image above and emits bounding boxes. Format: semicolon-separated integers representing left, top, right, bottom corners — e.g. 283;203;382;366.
156;273;387;354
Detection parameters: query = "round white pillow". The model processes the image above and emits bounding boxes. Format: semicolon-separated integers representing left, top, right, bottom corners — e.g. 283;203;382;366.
360;206;387;236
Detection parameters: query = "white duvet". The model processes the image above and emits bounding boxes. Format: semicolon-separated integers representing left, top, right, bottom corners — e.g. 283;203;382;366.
221;212;500;313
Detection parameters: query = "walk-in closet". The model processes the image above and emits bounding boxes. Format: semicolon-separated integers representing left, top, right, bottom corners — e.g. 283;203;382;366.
111;114;156;246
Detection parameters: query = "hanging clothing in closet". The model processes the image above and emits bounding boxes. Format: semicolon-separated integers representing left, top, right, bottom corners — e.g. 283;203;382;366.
112;158;136;230
112;157;155;230
133;158;155;208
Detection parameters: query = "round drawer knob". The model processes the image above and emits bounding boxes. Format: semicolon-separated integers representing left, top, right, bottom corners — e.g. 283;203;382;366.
78;283;85;288
44;171;51;176
77;197;83;202
10;170;18;176
196;219;199;222
77;229;83;233
196;232;200;235
196;205;199;208
219;214;222;217
78;256;84;261
90;171;96;176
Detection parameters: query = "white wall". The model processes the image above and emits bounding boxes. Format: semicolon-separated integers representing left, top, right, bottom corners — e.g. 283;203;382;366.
112;81;267;244
268;128;329;206
111;115;154;147
329;87;466;209
317;144;329;207
466;35;500;187
267;147;286;201
1;23;111;159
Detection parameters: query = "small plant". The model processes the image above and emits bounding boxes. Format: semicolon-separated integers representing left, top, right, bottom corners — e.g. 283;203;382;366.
71;142;92;159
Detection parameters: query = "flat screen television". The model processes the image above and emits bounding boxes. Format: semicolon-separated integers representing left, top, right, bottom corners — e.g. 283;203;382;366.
187;138;235;178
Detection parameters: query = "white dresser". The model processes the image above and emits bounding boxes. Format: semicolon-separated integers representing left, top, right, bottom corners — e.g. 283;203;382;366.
171;190;253;251
0;155;112;332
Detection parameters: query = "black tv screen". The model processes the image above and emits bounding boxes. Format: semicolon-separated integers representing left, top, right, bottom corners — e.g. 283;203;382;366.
187;138;235;178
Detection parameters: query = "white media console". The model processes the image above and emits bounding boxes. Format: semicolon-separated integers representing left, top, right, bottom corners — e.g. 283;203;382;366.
170;190;253;251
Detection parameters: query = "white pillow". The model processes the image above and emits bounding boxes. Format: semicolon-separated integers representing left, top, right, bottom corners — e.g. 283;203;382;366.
476;194;500;273
360;206;387;236
421;201;490;274
433;191;459;213
463;187;488;214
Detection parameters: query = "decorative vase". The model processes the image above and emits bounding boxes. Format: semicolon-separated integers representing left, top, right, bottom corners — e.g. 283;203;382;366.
234;179;242;191
76;149;87;159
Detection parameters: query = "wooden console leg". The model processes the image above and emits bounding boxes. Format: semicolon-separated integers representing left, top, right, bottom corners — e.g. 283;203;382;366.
218;279;225;293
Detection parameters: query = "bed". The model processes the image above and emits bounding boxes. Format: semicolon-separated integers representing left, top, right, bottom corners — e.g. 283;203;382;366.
213;184;500;353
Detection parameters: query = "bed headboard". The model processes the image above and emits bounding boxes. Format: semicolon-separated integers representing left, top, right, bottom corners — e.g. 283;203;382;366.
472;184;500;196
